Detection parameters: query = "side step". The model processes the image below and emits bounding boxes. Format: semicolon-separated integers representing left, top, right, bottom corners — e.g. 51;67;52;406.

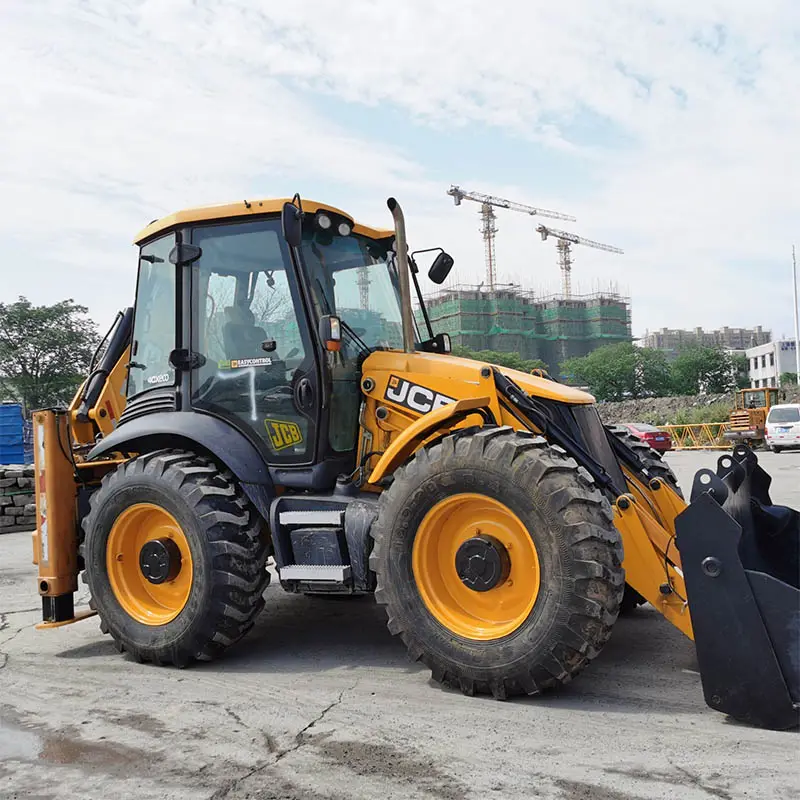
279;565;352;582
269;493;378;594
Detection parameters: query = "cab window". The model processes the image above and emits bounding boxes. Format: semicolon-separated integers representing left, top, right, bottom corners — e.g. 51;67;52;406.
128;235;176;397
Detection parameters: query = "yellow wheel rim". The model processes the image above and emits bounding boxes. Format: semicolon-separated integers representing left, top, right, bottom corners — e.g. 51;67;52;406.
106;503;193;626
412;493;540;641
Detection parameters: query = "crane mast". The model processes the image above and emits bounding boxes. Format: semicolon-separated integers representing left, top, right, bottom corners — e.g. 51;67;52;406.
537;225;623;298
448;185;575;290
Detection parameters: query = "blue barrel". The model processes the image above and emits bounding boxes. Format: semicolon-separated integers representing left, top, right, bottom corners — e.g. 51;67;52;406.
0;403;31;465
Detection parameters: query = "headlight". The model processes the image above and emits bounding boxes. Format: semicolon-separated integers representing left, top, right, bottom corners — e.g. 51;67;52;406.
316;213;332;231
338;222;352;237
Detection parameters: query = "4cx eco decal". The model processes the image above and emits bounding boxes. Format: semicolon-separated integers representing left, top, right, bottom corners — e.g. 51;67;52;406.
265;418;303;451
383;375;455;414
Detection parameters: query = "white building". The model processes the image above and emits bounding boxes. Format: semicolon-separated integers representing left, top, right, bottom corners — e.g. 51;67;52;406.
746;339;798;388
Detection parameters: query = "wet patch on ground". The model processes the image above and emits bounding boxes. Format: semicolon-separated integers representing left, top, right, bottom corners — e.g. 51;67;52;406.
311;737;470;800
0;707;149;771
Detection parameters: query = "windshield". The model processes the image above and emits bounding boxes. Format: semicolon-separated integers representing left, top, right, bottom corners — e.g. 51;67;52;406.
768;406;800;424
740;390;767;408
300;229;409;350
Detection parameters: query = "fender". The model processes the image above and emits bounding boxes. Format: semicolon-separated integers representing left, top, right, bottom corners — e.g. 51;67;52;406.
368;396;491;485
87;411;275;517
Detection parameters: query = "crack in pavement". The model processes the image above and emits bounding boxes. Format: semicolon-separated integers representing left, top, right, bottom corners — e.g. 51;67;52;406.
0;622;31;649
273;683;352;763
669;761;733;799
0;607;40;616
0;624;29;671
210;681;358;800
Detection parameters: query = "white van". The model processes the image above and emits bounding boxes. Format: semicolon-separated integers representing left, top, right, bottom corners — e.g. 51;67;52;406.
765;404;800;452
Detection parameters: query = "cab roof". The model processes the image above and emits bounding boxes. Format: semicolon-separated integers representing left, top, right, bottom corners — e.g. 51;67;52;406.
134;198;394;244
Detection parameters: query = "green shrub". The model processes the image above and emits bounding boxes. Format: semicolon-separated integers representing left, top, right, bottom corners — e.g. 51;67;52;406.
671;402;731;425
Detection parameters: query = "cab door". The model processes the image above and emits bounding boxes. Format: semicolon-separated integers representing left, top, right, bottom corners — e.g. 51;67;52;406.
190;219;320;466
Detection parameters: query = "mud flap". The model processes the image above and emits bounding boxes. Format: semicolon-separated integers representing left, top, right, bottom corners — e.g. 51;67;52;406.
675;446;799;730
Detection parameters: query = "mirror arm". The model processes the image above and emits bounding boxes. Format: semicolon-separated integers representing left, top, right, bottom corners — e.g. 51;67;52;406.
410;268;434;339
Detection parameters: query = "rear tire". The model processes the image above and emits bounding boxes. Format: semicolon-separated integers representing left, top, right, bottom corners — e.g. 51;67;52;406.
81;449;269;666
370;427;624;699
771;446;783;454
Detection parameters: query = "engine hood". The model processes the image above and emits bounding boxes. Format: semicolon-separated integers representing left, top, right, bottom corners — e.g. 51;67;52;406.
362;350;595;405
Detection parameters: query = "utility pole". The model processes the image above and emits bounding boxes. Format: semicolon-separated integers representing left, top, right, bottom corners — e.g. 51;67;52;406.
793;245;800;382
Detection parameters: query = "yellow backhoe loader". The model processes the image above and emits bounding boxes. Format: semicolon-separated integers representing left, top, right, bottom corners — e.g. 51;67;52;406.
725;387;780;446
32;196;799;730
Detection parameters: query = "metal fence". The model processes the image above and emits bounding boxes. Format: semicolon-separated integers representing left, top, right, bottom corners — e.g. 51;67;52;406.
659;422;731;450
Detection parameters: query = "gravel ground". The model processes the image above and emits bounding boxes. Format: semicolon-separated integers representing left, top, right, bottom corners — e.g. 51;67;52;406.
1;450;798;800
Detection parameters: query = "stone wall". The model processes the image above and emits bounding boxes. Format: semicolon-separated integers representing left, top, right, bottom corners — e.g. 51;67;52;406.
0;465;35;533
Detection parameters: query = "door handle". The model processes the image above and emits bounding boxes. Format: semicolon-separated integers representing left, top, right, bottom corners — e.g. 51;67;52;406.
295;378;313;409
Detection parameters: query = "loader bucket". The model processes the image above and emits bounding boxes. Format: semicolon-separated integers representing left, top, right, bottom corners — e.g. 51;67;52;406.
675;445;799;730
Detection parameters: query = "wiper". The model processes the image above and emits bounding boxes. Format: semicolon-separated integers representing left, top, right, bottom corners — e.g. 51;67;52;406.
339;320;371;354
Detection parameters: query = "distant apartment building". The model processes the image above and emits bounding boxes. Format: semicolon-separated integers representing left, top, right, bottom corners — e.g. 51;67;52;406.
640;326;771;358
746;339;798;388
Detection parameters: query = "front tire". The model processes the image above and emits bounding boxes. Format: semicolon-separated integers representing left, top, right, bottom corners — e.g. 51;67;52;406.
370;427;624;699
81;449;269;666
607;426;683;498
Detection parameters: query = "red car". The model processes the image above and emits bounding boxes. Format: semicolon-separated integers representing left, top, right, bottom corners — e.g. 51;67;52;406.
620;422;673;452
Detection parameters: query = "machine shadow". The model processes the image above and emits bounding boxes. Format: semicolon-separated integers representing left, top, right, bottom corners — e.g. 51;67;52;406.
55;590;702;720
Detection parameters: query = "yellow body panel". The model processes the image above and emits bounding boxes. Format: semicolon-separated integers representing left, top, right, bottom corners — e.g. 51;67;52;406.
135;198;393;244
368;396;490;484
359;350;594;488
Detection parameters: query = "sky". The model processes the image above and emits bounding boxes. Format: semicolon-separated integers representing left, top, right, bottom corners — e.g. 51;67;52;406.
1;1;798;340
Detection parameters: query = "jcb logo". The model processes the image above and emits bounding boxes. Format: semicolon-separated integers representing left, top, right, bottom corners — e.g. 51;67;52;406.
265;418;303;451
384;376;455;414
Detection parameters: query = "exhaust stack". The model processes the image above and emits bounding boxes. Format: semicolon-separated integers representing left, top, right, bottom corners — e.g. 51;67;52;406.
387;197;415;354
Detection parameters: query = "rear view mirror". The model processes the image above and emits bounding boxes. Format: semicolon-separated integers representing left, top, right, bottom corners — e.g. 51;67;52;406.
428;252;454;284
282;202;303;247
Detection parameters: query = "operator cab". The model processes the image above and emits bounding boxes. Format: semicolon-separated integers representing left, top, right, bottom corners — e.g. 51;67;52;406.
127;199;453;488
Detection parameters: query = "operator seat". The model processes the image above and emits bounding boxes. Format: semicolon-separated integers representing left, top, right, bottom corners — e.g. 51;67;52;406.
223;306;268;359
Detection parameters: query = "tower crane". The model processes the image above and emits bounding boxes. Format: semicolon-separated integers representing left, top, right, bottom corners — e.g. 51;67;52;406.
536;225;623;299
448;185;575;290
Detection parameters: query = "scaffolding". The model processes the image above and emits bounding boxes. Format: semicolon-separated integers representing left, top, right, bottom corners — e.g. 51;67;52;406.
418;285;632;373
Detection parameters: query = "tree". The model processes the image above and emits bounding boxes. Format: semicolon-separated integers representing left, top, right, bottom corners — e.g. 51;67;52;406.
452;345;548;374
780;372;798;386
670;346;739;395
0;297;99;413
731;353;750;389
561;343;671;401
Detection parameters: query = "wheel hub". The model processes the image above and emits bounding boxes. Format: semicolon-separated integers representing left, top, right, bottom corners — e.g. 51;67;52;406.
139;538;182;584
455;535;511;592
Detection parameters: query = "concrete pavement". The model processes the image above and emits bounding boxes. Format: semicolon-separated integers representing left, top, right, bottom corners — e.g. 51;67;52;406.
1;450;798;799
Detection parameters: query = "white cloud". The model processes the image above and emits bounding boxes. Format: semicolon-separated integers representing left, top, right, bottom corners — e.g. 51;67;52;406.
0;1;797;339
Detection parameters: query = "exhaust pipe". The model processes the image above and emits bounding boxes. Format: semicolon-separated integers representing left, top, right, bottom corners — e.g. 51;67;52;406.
387;197;415;354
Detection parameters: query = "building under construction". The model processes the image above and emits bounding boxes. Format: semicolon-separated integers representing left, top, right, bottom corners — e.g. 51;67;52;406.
421;285;632;374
